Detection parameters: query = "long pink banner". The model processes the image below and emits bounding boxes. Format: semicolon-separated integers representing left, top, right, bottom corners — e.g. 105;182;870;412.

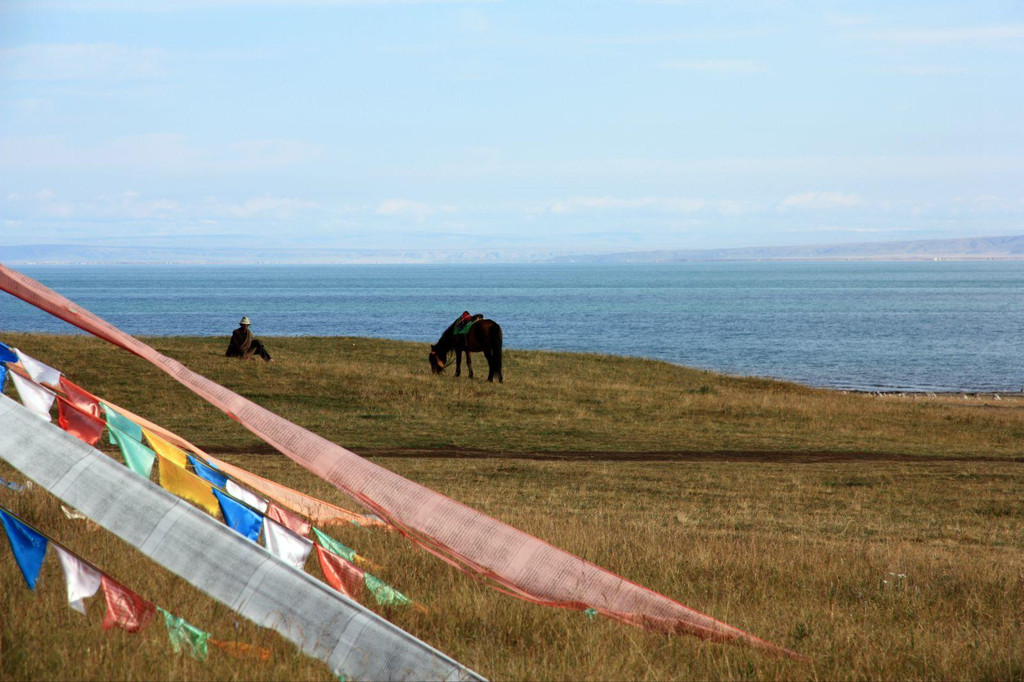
0;263;799;658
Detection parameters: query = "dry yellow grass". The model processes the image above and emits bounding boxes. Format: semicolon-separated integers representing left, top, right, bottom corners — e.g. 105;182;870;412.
3;332;1023;458
1;333;1022;680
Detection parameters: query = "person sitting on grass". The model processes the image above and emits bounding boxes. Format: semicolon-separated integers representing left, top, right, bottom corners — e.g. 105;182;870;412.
225;316;273;362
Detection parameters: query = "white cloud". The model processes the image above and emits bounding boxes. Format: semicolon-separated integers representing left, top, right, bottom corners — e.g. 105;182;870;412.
23;0;496;9
2;189;323;224
662;59;766;74
217;195;318;219
779;192;863;210
715;199;762;216
952;194;1024;213
546;196;706;214
0;43;167;80
895;66;969;76
229;139;326;168
376;198;455;221
855;23;1024;45
11;98;52;115
0;134;322;172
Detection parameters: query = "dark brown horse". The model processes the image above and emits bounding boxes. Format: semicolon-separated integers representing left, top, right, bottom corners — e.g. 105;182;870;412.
428;316;503;382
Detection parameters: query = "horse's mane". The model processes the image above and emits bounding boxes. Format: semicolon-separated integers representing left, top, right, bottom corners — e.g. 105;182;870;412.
434;322;456;353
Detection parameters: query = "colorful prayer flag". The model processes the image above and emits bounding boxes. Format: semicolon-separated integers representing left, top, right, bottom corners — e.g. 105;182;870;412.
101;575;156;633
158;454;221;516
143;428;189;469
364;573;413;607
263;517;313;570
210;639;272;662
1;341;17;390
188;455;228;489
0;509;48;589
57;395;106;446
61;505;89;521
213;489;263;542
103;404;143;443
225;480;269;513
10;371;55;421
266;502;311;537
158;607;210;660
0;341;17;364
13;348;61;386
313;527;358;563
315;544;364;600
54;546;102;615
59;377;102;418
109;424;157;479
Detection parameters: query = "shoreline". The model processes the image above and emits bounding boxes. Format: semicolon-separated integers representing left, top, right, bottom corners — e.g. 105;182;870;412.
1;330;1020;397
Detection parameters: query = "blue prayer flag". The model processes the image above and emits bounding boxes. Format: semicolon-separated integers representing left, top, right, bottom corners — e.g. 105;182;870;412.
212;489;263;542
0;341;17;364
188;455;228;489
0;509;49;589
0;365;7;391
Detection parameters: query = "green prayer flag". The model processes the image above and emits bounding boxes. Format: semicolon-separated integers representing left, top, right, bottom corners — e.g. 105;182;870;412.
313;527;357;563
159;607;210;661
364;573;412;607
103;404;143;444
584;607;598;621
109;424;156;479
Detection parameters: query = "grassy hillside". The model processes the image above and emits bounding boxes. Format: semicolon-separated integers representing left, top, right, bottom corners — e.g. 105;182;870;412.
0;333;1022;680
3;333;1023;458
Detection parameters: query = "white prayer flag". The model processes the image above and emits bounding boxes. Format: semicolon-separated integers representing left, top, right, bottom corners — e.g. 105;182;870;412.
263;517;314;571
226;480;269;513
54;546;102;615
10;371;55;421
13;349;61;386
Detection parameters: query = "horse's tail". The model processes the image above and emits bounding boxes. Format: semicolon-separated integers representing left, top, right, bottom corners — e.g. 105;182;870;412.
491;322;503;378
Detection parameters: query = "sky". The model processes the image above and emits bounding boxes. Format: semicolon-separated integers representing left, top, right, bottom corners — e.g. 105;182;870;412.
0;0;1022;257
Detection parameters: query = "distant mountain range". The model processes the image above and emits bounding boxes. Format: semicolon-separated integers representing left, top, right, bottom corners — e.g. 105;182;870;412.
2;235;1024;265
551;235;1024;263
0;245;561;265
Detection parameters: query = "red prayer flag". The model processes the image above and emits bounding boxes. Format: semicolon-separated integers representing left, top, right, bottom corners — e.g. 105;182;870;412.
315;545;364;600
266;502;311;537
101;575;156;633
59;377;102;419
57;396;106;446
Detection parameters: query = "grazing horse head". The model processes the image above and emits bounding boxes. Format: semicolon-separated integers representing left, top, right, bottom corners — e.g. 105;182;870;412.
428;344;446;374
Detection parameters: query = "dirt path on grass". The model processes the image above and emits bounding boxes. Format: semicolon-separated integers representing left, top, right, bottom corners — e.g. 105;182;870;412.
209;444;1021;463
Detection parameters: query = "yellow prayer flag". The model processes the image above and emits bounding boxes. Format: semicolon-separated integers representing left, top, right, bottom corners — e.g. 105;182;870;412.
158;454;221;517
144;428;190;469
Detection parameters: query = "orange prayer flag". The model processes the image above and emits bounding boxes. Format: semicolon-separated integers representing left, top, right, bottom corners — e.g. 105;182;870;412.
100;575;156;633
58;377;102;419
315;545;364;600
210;639;272;662
143;428;190;469
57;396;106;446
157;454;221;516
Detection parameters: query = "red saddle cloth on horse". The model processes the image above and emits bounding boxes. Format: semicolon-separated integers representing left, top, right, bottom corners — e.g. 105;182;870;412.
454;312;483;335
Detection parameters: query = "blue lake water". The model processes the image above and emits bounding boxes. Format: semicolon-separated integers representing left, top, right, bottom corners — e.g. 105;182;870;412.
2;261;1023;393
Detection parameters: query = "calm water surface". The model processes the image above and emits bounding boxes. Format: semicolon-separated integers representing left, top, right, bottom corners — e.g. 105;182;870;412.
2;262;1022;393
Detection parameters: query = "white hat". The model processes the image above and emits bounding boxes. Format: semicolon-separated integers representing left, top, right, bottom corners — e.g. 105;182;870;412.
240;316;251;325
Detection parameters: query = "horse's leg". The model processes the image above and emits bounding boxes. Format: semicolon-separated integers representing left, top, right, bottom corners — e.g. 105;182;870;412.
482;348;494;382
465;351;473;379
455;349;462;377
